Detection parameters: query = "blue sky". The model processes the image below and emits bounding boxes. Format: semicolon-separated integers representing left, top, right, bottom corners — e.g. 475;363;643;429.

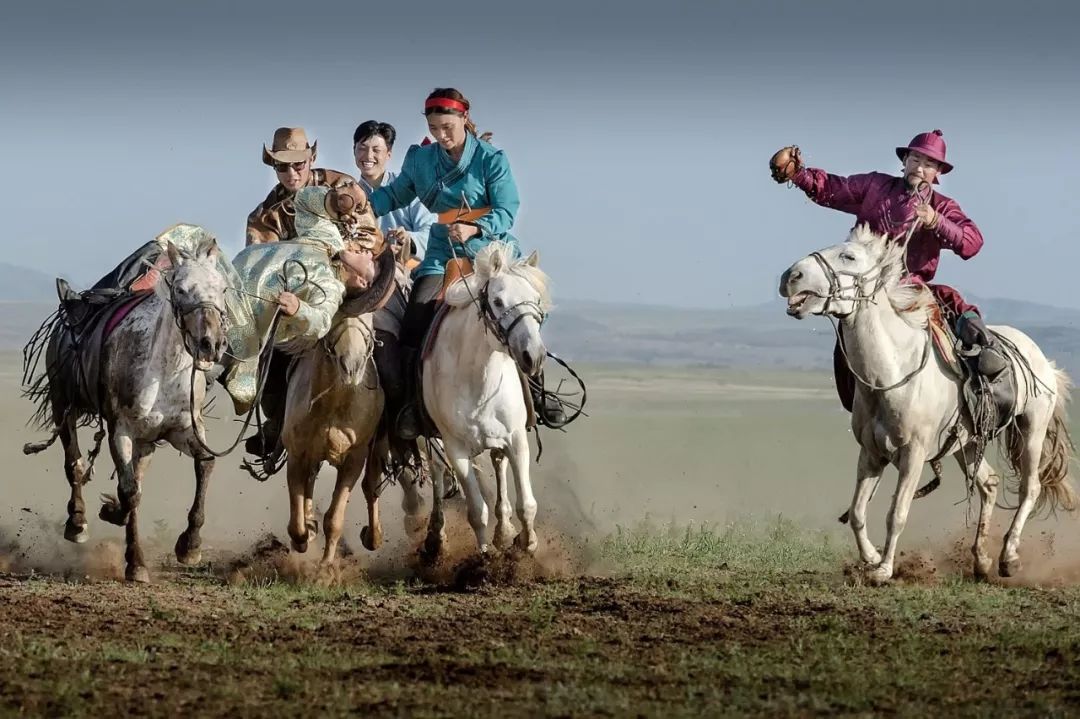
3;0;1077;309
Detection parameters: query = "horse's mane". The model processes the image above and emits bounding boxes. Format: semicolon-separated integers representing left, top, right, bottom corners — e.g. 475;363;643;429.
444;242;552;312
847;224;935;328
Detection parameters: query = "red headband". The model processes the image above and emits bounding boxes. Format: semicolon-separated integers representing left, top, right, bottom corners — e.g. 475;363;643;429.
424;97;468;114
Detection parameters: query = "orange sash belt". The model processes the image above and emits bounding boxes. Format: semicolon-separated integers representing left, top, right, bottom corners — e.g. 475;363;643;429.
437;207;491;224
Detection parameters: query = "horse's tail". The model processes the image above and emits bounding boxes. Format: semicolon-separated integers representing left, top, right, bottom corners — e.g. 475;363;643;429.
21;307;63;431
1006;366;1079;514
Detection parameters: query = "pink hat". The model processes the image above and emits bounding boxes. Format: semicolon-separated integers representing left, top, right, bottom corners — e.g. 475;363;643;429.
896;129;954;178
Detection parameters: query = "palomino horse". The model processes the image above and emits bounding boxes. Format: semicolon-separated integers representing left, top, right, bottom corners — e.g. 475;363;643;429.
780;225;1077;583
24;228;232;582
281;311;426;567
422;242;550;558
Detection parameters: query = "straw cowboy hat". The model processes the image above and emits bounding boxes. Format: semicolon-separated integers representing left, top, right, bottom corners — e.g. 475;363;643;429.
262;127;317;166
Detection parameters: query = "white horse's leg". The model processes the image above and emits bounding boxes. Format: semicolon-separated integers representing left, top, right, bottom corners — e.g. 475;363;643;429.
101;431;153;583
508;430;538;554
1000;428;1046;577
490;450;515;550
867;446;927;584
957;451;998;580
850;447;886;565
446;439;489;553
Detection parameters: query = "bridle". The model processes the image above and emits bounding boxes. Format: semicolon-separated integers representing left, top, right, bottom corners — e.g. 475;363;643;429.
805;250;888;318
166;274;229;361
807;248;931;393
477;282;547;351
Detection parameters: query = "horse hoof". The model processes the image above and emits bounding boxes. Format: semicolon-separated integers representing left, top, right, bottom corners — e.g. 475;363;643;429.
419;537;442;566
174;534;202;566
513;533;538;555
99;499;127;527
291;537;309;554
64;521;89;544
127;565;151;584
999;557;1022;578
493;526;516;551
973;557;993;581
360;525;382;551
177;551;202;566
865;566;893;586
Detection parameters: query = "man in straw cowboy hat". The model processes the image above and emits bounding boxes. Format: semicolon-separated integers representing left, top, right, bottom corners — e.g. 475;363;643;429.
770;130;1007;412
246;127;356;245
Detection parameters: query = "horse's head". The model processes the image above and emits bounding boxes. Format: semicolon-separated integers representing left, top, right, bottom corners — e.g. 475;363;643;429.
165;239;230;370
448;243;552;376
779;225;901;320
322;315;374;386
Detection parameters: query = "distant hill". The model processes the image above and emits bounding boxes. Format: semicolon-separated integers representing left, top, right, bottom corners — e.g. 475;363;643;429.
2;260;1080;374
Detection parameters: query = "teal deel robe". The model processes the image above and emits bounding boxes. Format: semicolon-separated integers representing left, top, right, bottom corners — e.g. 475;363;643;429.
369;133;521;278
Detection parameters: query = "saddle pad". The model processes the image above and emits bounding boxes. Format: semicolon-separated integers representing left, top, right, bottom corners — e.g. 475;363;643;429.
420;303;452;363
927;303;963;377
103;292;153;338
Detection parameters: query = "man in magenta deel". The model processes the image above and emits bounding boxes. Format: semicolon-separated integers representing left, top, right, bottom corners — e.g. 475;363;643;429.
771;129;1008;411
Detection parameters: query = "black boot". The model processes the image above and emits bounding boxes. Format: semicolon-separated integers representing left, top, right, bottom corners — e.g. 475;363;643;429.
245;350;289;457
956;311;1008;380
395;348;423;441
532;374;569;429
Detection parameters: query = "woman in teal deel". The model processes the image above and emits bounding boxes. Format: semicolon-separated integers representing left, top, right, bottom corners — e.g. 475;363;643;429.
369;87;564;438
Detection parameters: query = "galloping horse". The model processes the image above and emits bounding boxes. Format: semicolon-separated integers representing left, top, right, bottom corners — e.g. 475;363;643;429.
280;309;425;567
24;226;233;582
421;242;551;558
780;225;1077;583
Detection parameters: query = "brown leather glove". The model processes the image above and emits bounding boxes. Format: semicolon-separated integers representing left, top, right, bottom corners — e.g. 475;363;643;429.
769;145;803;184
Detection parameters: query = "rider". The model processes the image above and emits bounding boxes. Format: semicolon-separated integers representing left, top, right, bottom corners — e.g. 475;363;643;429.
770;130;1008;410
230;183;392;459
247;127;356;245
353;119;436;433
367;88;567;439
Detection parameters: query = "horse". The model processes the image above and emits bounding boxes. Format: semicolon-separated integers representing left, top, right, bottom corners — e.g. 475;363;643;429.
23;230;232;582
420;242;551;558
780;225;1078;583
281;311;427;567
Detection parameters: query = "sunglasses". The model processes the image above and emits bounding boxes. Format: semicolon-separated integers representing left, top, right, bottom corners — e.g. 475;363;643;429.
273;161;307;173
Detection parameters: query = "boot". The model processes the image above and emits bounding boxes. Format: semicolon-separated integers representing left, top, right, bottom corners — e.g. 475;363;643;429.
956;311;1008;380
244;352;288;457
395;348;423;441
532;374;569;429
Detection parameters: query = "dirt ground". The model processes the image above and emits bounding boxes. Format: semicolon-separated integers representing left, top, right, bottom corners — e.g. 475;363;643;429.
5;361;1080;716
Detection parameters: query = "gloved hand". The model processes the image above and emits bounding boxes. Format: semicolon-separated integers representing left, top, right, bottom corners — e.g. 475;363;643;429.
770;145;803;183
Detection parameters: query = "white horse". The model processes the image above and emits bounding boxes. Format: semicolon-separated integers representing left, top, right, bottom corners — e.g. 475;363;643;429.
780;225;1077;583
421;242;550;558
24;231;231;582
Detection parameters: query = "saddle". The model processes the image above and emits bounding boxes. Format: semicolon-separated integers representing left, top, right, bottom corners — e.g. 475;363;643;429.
50;279;154;417
926;303;1017;437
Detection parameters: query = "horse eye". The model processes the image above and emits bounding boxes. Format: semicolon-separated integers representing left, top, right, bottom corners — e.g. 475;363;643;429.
840;252;856;262
492;297;504;309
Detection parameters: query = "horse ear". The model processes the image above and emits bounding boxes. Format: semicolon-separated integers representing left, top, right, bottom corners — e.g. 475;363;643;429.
524;250;539;268
201;238;221;260
166;241;183;268
488;248;505;275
